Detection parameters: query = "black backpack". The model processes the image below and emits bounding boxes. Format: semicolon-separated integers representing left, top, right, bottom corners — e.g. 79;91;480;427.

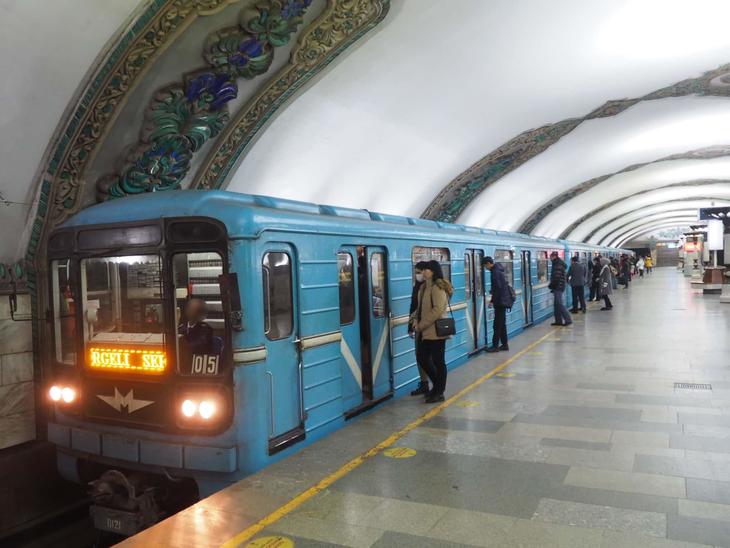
507;285;517;309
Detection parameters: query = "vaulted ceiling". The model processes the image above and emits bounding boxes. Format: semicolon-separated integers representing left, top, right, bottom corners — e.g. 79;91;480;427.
3;0;730;265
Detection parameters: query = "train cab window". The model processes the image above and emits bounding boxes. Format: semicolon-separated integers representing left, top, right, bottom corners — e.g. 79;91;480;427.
173;252;226;375
495;249;514;286
412;247;451;281
537;251;549;283
51;259;76;365
80;255;166;373
263;252;293;340
370;253;386;318
338;252;355;324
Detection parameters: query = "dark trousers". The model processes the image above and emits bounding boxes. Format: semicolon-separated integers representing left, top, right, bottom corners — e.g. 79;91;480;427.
570;285;586;311
413;337;429;383
492;305;508;348
553;289;572;324
603;295;612;307
420;339;447;396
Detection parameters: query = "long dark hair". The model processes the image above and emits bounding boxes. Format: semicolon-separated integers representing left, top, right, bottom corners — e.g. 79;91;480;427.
425;260;444;281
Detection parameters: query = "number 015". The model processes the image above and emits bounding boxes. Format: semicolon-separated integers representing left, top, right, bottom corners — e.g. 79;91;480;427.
192;355;219;375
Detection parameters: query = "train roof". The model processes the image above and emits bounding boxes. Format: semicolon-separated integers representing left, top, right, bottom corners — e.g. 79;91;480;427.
61;190;623;252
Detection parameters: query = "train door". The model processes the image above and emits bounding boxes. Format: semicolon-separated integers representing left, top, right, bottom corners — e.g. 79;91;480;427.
521;250;533;325
465;249;487;352
339;246;392;418
262;245;304;453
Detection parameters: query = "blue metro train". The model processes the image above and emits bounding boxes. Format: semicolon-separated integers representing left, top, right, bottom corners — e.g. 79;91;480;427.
44;190;626;533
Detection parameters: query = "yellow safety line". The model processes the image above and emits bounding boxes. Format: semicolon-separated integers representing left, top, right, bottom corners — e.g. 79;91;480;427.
221;328;559;548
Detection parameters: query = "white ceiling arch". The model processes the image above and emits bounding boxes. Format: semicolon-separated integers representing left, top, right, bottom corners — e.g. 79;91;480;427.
534;156;730;240
610;218;699;247
225;0;730;224
587;197;730;244
459;96;730;233
581;194;730;243
599;211;701;246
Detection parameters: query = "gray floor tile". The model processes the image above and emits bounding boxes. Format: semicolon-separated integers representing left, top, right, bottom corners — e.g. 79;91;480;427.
617;394;713;407
540;437;612;451
532;497;667;537
667;514;730;547
634;454;715;481
687;478;730;505
425;415;505;434
513;412;683;433
541;404;641;421
564;466;686;498
670;434;730;453
332;450;570;519
371;531;472;548
678;413;730;427
576;382;635;391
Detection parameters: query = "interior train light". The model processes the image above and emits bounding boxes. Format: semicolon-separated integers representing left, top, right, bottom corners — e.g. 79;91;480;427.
88;347;166;374
181;399;197;418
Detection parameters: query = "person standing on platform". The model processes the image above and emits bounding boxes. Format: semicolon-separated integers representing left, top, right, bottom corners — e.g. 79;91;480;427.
620;254;631;289
645;254;653;274
637;256;645;278
610;257;620;289
590;256;602;301
598;257;614;310
549;251;572;326
483;256;511;353
568;255;587;313
414;260;453;404
408;261;430;396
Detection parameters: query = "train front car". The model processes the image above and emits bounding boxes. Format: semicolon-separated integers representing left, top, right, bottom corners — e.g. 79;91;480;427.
45;208;243;536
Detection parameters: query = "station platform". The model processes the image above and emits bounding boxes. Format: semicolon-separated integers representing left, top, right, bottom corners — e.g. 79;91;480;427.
121;268;730;548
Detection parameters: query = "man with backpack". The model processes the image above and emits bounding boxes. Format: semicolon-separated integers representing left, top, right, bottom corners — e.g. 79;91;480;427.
483;256;514;353
548;251;572;327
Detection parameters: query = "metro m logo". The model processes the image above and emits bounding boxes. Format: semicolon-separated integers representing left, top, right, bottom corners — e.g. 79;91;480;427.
97;388;154;414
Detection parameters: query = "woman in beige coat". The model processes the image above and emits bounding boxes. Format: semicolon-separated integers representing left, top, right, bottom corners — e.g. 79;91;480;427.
414;260;454;403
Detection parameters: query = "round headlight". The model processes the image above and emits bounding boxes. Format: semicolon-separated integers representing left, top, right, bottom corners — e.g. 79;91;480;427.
181;399;197;418
199;400;216;420
61;387;76;403
49;385;62;402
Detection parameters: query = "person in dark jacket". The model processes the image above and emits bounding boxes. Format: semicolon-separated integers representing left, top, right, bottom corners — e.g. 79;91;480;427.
620;254;631;289
567;256;587;313
548;251;572;326
589;256;602;301
483;256;510;352
408;261;430;396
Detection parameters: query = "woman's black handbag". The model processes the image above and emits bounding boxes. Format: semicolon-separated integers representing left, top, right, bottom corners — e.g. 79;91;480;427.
434;295;456;337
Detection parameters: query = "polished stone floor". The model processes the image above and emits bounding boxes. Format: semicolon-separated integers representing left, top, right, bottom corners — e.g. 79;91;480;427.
125;268;730;547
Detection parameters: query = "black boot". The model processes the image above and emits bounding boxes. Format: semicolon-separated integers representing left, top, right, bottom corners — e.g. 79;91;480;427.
486;346;500;353
410;381;429;396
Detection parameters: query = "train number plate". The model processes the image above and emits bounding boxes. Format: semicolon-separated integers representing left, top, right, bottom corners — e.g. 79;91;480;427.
191;354;220;375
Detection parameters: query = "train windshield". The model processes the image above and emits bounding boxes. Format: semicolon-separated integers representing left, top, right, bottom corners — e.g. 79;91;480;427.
80;255;167;374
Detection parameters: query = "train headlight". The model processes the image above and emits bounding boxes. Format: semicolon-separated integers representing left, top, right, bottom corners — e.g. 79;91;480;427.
49;385;62;402
61;387;76;403
181;399;197;418
198;400;216;420
178;395;223;425
49;385;77;404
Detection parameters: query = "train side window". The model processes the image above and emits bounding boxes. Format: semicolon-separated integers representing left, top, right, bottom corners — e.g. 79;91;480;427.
263;252;293;340
173;252;226;375
537;251;549;282
412;246;451;281
338;252;355;325
51;259;76;365
370;253;386;318
495;249;514;286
